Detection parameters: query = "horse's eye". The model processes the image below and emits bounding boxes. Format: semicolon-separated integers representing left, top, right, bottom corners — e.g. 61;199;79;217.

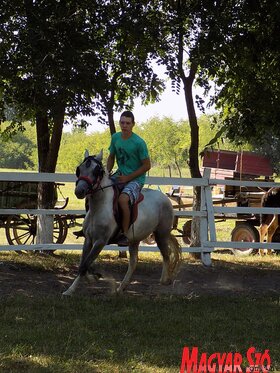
76;167;80;177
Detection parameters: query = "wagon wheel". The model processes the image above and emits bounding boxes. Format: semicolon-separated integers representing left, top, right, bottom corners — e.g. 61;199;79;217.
182;220;192;244
5;214;68;249
54;215;68;244
231;223;259;256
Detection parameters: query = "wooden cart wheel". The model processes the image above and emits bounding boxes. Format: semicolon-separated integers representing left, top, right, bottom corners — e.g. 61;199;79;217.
231;223;259;256
5;214;68;247
53;215;68;244
182;220;192;244
5;214;36;246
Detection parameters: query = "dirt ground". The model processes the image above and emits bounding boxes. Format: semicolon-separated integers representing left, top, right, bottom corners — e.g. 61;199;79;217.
0;253;280;298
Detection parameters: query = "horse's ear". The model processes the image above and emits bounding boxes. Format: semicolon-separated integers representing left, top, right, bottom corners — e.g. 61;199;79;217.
96;149;103;162
84;149;89;158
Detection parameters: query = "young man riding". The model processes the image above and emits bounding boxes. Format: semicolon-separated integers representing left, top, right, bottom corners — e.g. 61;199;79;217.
106;111;151;246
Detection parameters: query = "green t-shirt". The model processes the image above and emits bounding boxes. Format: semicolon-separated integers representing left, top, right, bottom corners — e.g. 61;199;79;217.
109;132;149;185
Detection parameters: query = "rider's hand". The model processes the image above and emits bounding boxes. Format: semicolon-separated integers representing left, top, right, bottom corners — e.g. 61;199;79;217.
118;175;131;183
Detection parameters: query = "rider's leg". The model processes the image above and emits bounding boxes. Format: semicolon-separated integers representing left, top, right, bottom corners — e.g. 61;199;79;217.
118;192;130;234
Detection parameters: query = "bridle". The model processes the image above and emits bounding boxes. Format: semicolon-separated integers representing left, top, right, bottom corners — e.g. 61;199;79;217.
76;156;105;194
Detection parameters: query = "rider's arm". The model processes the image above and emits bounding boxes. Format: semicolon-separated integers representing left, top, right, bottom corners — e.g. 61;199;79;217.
106;153;115;173
118;158;151;183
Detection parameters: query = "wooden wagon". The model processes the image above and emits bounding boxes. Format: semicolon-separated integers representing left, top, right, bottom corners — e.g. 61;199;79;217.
0;181;70;246
169;150;277;255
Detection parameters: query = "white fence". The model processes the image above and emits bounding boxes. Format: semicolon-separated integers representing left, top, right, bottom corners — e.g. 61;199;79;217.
1;168;280;266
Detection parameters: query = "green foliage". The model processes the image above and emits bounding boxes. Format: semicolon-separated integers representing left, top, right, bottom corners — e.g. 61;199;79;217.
139;116;190;169
0;122;37;169
212;2;280;156
3;1;277;174
0;115;241;173
56;115;218;173
57;129;112;172
84;1;165;125
0;1;165;131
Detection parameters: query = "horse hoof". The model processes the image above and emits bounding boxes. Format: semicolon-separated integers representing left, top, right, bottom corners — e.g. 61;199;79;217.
85;273;95;284
116;286;124;295
62;289;72;297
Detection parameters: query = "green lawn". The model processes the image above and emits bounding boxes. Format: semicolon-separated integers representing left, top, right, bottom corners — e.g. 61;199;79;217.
0;251;279;373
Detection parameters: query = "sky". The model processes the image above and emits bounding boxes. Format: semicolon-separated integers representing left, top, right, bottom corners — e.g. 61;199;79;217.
81;62;214;133
84;82;209;133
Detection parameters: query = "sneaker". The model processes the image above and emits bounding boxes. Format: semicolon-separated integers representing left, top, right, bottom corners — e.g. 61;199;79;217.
117;234;129;247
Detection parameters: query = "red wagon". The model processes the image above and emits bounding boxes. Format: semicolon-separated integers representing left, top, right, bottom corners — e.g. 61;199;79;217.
202;149;275;255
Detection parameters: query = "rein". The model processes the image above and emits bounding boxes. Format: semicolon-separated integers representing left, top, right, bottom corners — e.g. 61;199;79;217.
76;175;121;195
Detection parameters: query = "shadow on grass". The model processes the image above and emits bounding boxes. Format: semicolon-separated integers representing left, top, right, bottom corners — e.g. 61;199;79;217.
0;294;279;373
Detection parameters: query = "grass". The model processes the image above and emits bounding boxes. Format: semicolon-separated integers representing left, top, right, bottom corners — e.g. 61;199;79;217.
1;294;279;373
0;251;280;372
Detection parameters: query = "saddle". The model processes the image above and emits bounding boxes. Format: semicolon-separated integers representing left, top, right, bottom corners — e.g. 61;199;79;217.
112;184;144;229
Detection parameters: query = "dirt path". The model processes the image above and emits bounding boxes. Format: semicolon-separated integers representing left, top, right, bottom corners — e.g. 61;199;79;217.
0;256;279;298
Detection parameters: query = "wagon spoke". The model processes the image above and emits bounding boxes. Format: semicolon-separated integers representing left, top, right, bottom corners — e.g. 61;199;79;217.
15;231;35;245
5;214;36;246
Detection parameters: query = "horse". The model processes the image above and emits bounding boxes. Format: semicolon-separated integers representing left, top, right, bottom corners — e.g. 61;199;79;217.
259;187;280;255
63;150;181;295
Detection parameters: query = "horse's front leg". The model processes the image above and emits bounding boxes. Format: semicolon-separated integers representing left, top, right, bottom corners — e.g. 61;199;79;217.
117;242;139;294
62;237;93;296
62;237;105;296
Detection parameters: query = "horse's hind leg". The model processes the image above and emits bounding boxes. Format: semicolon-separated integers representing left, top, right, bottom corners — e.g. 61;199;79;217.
259;223;268;256
267;215;278;254
260;214;276;255
117;242;139;294
154;232;172;285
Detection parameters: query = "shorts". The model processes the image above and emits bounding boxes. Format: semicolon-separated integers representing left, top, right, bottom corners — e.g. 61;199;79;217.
121;181;143;204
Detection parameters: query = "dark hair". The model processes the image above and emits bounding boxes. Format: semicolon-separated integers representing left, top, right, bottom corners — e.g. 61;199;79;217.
120;110;135;123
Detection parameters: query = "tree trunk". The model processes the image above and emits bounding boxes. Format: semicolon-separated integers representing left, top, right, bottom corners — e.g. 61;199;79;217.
107;107;116;135
175;159;182;178
36;106;65;248
179;35;202;258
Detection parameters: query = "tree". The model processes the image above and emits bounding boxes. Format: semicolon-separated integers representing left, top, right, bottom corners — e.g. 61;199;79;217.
0;0;108;242
0;0;165;244
211;1;280;171
83;1;165;134
152;0;242;256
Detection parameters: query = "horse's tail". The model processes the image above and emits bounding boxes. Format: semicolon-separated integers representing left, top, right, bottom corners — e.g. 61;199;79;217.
167;233;182;278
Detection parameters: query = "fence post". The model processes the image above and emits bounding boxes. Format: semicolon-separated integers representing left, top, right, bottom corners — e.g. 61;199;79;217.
204;168;216;248
200;168;212;266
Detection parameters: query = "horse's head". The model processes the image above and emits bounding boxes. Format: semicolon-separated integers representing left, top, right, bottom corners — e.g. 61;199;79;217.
75;150;104;199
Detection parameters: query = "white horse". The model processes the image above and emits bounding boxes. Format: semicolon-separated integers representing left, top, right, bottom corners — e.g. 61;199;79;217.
63;150;181;295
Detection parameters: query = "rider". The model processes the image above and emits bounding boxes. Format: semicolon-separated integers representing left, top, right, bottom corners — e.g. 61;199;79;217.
107;110;151;246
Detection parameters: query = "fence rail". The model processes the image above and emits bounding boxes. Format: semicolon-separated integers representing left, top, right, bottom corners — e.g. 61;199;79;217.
0;169;279;266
